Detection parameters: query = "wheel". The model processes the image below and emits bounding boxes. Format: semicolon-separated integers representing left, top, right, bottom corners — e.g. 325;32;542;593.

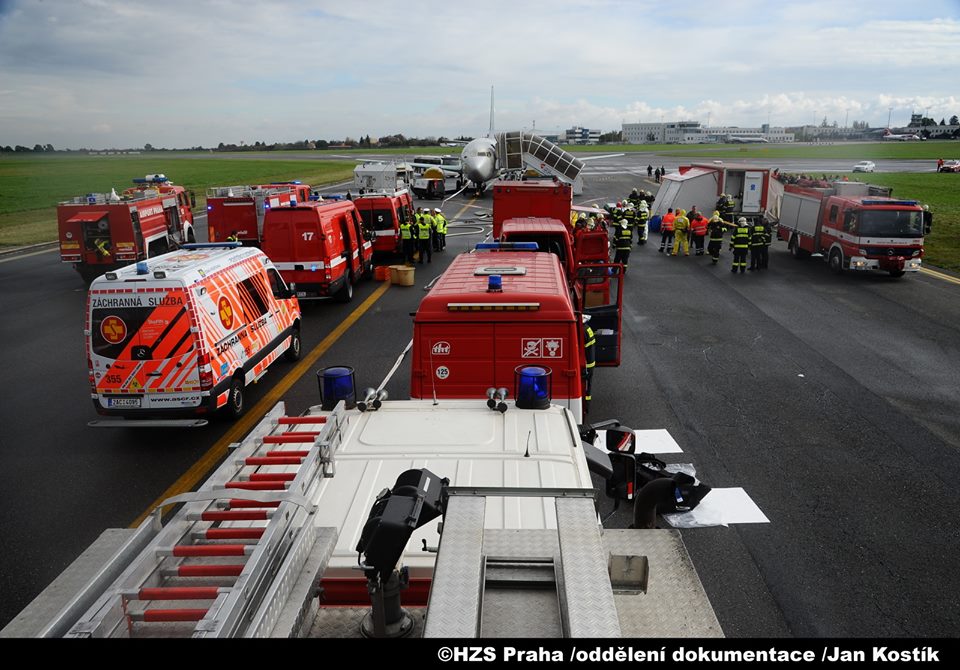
225;376;245;419
888;270;905;278
790;237;803;259
829;248;844;274
335;275;354;303
284;326;302;362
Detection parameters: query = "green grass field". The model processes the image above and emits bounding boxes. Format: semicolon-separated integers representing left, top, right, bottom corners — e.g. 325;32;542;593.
0;154;356;247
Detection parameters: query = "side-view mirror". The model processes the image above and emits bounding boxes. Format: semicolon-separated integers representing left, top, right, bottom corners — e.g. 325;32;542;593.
189;191;197;208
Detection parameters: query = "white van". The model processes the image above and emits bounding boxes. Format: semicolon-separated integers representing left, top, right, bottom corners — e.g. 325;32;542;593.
86;243;302;426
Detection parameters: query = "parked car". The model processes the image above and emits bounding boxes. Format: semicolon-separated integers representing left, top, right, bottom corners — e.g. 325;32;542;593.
939;159;960;173
852;161;876;173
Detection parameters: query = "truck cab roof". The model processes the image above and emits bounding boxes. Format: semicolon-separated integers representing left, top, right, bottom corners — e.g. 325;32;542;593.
91;246;267;287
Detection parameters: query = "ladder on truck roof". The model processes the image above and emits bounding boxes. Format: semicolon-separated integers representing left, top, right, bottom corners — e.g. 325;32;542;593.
496;131;586;195
55;402;343;638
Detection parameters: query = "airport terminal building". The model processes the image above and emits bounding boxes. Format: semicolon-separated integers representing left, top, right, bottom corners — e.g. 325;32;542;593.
622;121;794;144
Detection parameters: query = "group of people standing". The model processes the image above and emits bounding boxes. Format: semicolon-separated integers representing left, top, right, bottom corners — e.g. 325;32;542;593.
646;164;667;183
656;206;772;273
399;206;448;265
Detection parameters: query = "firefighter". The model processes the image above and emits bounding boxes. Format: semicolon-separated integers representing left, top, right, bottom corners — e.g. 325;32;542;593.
628;188;642;208
761;220;772;270
636;200;649;245
226;231;239;242
672;208;690;256
582;314;596;413
647;165;653;178
731;217;751;273
718;193;736;220
434;208;447;250
418;208;433;264
659;207;676;253
690;210;708;256
613;219;632;272
400;218;415;264
706;212;727;264
748;218;766;271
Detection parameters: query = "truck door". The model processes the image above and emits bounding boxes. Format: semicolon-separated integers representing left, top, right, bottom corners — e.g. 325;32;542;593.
574;263;624;366
338;214;360;279
349;208;372;267
742;172;765;213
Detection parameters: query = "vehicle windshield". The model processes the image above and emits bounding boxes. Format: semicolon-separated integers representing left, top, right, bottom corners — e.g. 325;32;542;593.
859;210;923;238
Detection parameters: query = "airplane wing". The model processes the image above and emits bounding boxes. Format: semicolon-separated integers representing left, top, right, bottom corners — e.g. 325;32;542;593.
408;162;462;176
579;153;625;161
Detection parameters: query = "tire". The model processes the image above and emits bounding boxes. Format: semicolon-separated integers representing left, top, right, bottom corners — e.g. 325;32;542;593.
335;275;354;303
187;229;196;243
829;248;844;274
888;270;906;278
790;237;807;260
225;376;245;419
284;326;302;362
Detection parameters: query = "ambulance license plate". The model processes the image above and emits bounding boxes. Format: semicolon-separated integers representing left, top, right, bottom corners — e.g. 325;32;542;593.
296;291;307;298
108;397;142;408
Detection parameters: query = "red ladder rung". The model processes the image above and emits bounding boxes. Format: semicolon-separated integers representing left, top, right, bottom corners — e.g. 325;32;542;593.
200;510;269;521
228;499;281;508
245;456;303;466
138;587;221;601
262;433;318;444
265;450;308;458
278;416;326;425
172;544;248;557
204;528;265;540
177;564;245;578
141;609;208;623
249;472;296;482
226;481;287;491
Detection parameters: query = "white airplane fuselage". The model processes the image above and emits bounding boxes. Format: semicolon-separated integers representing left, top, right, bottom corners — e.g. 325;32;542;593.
460;137;499;187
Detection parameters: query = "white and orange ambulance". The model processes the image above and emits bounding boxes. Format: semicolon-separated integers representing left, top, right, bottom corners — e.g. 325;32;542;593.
85;243;302;426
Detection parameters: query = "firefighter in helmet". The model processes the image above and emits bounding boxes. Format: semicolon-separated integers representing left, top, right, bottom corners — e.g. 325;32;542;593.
731;217;751;273
613;219;632;272
582;314;596;412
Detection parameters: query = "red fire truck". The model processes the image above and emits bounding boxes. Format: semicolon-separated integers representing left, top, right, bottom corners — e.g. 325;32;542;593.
776;182;928;278
58;175;196;283
411;248;623;422
206;182;312;245
492;179;573;238
260;199;374;302
351;189;415;261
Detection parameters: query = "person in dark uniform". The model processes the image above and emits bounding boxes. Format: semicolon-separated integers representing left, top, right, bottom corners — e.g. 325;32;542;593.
612;220;632;272
749;219;766;271
731;217;751;273
582;314;596;413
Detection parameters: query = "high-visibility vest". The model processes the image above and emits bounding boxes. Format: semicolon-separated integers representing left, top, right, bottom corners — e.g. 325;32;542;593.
661;214;676;232
751;224;766;247
615;226;632;250
419;215;433;239
436;215;447;233
733;225;751;249
400;222;412;240
691;216;708;236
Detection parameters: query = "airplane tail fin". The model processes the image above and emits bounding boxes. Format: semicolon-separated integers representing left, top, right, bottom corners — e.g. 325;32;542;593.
488;86;495;139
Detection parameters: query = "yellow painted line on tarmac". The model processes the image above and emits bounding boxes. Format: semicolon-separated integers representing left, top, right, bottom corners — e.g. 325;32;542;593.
919;267;960;286
130;280;392;527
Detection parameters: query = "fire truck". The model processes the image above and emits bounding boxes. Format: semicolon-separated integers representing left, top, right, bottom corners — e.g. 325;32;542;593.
260;199;374;302
206;182;312;245
6;377;720;638
776;182;928;277
492;179;573;238
410;247;623;423
58;175;196;283
350;189;415;261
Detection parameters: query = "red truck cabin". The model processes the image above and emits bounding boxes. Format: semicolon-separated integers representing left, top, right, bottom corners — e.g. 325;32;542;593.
412;251;584;418
353;190;414;257
262;200;372;302
206;184;310;245
492;180;572;238
500;218;576;280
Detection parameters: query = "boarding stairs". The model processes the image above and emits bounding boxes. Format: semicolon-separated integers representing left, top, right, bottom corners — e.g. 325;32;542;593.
496;131;586;194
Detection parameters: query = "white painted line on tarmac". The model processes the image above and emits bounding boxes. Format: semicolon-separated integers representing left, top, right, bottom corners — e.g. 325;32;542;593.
0;247;57;264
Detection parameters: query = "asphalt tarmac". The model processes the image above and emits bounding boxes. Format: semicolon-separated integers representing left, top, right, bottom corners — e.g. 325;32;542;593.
1;160;958;637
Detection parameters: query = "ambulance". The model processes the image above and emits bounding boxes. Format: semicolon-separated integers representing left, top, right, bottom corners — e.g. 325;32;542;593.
86;244;302;426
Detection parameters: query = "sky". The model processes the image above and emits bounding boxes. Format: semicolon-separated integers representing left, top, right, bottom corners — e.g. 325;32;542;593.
1;0;959;149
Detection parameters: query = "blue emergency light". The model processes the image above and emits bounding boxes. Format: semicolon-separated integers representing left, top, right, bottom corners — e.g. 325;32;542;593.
319;366;357;410
136;261;149;275
475;242;540;251
514;366;552;410
487;275;502;292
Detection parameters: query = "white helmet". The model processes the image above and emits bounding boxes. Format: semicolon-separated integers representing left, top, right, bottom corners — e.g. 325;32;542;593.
434;208;441;213
738;217;748;225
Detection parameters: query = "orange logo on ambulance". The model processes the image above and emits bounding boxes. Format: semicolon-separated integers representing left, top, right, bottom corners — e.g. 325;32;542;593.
218;297;234;329
100;316;127;344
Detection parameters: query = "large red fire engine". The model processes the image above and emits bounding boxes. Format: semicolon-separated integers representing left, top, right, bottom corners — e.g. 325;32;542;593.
58;175;196;283
206;182;312;245
260;199;374;302
776;181;928;278
350;189;415;261
492;179;573;238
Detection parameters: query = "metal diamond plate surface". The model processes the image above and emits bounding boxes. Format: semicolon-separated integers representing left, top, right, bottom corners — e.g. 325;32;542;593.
309;608;425;638
604;529;723;637
555;498;621;637
423;496;486;637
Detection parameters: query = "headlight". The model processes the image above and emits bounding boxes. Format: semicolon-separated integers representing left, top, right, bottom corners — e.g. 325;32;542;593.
913;250;920;257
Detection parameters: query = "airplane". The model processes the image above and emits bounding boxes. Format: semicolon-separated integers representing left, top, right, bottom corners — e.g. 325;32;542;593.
726;135;769;144
410;87;623;199
881;129;922;141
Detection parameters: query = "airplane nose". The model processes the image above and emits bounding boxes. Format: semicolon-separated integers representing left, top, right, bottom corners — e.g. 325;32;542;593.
464;156;493;183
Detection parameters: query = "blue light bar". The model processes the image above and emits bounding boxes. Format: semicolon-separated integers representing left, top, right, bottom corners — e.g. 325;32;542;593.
318;366;356;410
475;242;539;251
861;199;919;207
514;366;552;410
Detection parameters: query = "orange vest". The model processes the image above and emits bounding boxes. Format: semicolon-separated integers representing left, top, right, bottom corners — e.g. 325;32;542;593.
661;213;676;232
691;216;708;236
